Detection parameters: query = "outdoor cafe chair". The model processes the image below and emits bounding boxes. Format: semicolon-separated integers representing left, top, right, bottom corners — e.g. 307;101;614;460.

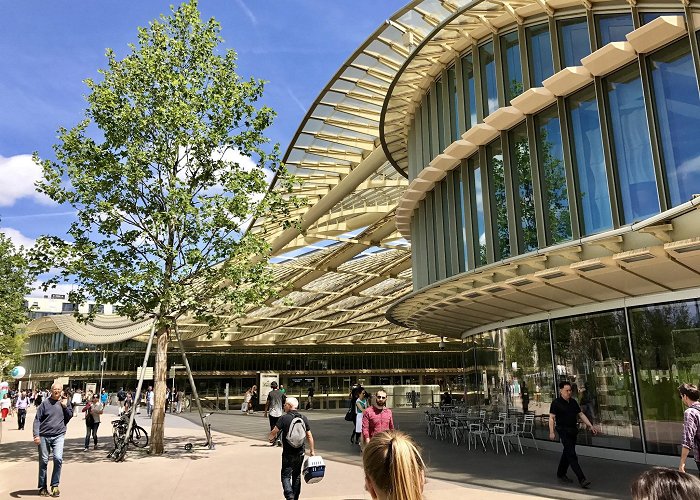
467;421;491;452
517;413;538;450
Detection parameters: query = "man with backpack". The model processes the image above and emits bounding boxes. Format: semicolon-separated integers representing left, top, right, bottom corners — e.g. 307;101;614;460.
268;397;315;500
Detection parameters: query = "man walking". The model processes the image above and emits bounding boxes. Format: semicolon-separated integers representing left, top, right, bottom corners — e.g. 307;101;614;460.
264;381;286;446
549;381;597;489
146;386;154;418
678;383;700;477
16;390;30;430
33;383;73;497
362;389;394;445
268;397;315;500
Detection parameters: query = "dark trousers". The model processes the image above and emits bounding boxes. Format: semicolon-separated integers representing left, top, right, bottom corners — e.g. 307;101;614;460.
17;408;27;429
557;427;585;482
281;453;304;500
84;422;100;448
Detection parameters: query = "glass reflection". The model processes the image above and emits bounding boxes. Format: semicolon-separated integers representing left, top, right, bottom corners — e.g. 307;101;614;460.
503;322;555;437
527;23;554;87
454;168;468;272
488;140;509;259
535;106;572;244
553;310;643;451
509;123;537;252
604;65;658;223
596;14;634;46
462;54;477;129
501;31;523;104
480;42;498;116
475;331;504;407
436;79;446;152
471;157;487;266
448;66;460;141
559;18;591;67
648;39;700;208
567;86;612;235
629;299;700;455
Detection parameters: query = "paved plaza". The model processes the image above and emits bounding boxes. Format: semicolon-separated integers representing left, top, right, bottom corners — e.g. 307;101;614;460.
0;405;651;499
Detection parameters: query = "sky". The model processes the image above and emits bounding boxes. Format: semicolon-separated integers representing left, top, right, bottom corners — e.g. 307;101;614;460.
0;0;407;294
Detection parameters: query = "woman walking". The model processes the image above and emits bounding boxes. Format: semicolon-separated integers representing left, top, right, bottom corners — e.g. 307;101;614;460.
353;390;368;446
82;394;104;451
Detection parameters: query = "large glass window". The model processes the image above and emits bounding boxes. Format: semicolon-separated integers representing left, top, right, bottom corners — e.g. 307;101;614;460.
454;167;468;272
535;106;572;244
629;299;700;455
553;310;643;451
510;122;537;252
503;322;555;437
501;31;523;104
470;157;487;266
426;92;434;159
604;65;658;224
559;18;591;68
567;86;612;235
461;54;477;129
526;23;554;87
480;42;498;117
488;140;509;260
448;66;460;141
436;79;446;152
474;331;504;407
596;14;634;46
648;39;700;208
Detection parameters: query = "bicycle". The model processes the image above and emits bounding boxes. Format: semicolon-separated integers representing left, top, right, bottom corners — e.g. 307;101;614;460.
108;410;149;461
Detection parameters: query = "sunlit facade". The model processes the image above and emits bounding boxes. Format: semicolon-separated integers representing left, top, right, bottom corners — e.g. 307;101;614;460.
386;2;700;465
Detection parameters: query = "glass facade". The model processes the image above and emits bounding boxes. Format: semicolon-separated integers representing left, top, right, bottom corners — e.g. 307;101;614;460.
526;23;554;87
648;39;700;208
407;10;698;289
567;86;612;235
559;18;591;67
501;31;523;104
604;65;658;223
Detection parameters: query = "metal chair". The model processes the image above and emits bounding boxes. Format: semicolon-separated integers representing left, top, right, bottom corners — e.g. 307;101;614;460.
517;413;538;450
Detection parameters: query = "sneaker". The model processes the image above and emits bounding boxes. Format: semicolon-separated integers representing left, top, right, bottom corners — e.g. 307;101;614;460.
580;479;591;489
93;443;98;450
83;447;89;452
557;475;574;484
39;488;50;497
51;485;60;497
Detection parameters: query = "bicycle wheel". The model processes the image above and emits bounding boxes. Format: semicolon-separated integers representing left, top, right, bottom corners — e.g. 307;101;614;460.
130;425;149;448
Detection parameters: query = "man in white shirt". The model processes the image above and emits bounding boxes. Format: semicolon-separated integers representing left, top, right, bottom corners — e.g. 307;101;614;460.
146;386;155;418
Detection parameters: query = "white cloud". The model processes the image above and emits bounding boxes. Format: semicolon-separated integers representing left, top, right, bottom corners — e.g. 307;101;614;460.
0;154;54;207
0;227;35;249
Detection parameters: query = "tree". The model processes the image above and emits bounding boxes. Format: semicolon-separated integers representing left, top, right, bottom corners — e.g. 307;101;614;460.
0;230;33;376
33;1;300;454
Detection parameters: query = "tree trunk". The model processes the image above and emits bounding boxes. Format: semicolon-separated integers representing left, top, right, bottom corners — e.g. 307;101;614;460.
150;326;169;454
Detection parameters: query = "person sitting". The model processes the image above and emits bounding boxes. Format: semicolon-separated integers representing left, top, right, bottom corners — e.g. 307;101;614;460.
631;467;700;500
362;430;425;500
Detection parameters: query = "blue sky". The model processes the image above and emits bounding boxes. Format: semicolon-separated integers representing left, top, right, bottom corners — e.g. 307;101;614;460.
0;1;406;257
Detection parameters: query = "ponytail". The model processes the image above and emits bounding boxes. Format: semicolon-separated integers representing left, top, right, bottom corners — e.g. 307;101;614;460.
363;430;425;500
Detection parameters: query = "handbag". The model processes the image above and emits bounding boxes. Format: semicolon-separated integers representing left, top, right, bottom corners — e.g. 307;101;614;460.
344;408;354;422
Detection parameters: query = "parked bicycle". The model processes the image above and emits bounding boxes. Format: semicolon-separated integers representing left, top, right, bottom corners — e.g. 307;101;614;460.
108;409;148;462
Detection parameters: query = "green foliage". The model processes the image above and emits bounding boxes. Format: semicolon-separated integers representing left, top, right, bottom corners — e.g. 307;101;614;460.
0;231;33;336
32;0;301;330
0;332;27;378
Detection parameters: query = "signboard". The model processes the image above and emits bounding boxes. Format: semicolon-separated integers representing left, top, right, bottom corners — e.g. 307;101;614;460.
136;366;154;380
259;372;279;405
51;293;66;299
54;376;69;386
86;383;97;396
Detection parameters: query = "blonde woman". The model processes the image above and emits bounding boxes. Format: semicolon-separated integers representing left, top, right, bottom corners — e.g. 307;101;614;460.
363;430;425;500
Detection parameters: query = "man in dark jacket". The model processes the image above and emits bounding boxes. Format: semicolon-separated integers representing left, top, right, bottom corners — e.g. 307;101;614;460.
33;382;73;497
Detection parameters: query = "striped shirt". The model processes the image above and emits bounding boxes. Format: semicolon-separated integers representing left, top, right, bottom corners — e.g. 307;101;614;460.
681;403;700;461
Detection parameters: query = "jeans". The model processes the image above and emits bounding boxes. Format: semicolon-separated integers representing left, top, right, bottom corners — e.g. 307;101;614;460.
84;422;100;448
38;434;65;489
147;402;153;417
281;453;304;500
556;427;585;482
17;408;27;429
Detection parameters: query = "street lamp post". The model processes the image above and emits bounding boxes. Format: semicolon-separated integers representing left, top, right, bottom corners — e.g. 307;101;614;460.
99;351;106;394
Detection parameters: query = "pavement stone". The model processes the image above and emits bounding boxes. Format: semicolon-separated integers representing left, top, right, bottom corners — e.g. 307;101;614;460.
0;405;541;499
